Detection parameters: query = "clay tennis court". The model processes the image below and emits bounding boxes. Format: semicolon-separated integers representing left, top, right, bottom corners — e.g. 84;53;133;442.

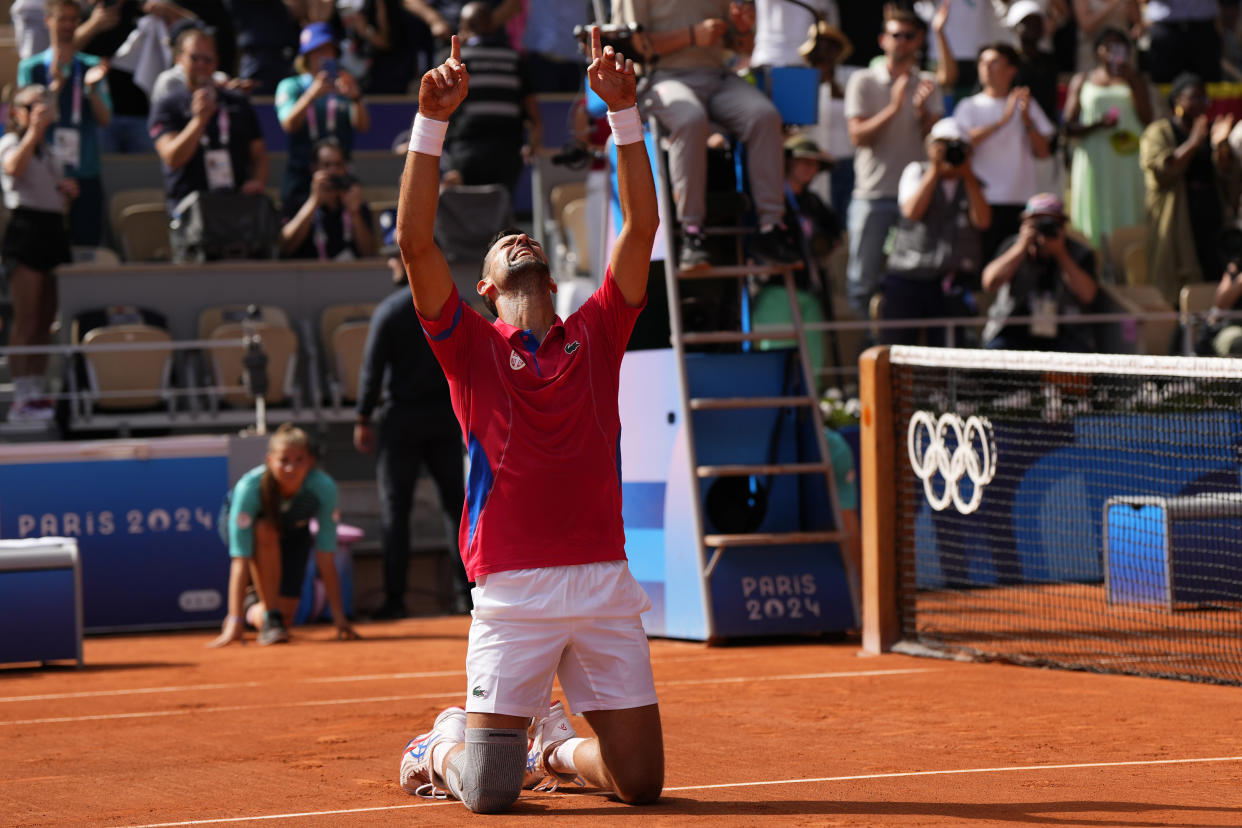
3;616;1242;827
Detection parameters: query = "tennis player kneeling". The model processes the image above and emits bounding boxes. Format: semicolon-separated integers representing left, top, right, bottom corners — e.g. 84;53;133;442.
393;27;663;812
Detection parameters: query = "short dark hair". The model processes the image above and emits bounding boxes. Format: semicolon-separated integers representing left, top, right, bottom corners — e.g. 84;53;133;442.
1092;26;1131;52
478;227;525;317
174;22;216;56
883;8;922;29
312;136;345;166
978;43;1020;67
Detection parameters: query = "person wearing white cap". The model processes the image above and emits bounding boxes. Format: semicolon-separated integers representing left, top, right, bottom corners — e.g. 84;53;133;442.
879;117;990;346
951;41;1055;263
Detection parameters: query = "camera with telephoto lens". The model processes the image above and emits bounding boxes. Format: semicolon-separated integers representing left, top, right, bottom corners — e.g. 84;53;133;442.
329;174;357;192
572;23;646;64
942;139;968;167
1034;217;1062;239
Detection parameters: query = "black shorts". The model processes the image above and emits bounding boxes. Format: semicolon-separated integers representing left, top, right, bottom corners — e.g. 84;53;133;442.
278;527;314;599
1;207;72;275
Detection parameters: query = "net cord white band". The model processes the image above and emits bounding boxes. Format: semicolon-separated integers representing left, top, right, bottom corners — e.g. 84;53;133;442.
408;114;449;155
607;106;643;146
889;346;1242;380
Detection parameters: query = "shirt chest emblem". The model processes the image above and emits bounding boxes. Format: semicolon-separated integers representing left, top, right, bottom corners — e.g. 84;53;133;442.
565;340;581;354
510;350;526;371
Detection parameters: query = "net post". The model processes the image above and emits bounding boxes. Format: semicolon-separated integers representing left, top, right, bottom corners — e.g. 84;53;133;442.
859;345;898;654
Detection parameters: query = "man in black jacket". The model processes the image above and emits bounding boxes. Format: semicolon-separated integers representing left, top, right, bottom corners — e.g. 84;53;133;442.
353;257;470;618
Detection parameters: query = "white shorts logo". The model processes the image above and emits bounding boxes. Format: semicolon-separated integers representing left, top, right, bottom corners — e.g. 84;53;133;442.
907;411;997;515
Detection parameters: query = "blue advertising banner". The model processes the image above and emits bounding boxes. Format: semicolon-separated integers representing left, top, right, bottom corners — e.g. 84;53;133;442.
0;440;231;631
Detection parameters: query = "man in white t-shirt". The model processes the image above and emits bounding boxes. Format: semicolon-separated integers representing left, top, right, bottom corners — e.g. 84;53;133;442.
950;42;1053;263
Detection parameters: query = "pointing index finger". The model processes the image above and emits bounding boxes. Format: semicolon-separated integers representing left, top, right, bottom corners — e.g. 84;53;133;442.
591;25;602;62
450;34;460;64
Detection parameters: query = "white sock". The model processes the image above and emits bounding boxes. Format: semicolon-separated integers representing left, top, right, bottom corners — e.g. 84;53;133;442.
430;740;456;780
759;223;776;234
547;737;587;775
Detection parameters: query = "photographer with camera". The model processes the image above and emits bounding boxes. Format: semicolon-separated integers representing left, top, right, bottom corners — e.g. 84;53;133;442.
879;117;989;347
275;21;371;213
982;193;1099;352
280;137;377;259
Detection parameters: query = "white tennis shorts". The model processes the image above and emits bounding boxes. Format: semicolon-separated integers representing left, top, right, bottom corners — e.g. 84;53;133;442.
464;560;659;717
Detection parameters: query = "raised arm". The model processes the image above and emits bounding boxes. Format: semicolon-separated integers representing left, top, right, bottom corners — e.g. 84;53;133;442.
394;36;469;321
587;26;657;306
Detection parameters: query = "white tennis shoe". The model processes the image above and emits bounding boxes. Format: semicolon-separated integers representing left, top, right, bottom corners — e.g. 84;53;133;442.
400;706;466;798
524;700;585;792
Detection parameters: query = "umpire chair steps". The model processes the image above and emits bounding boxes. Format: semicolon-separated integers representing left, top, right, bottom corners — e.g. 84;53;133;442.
648;119;858;619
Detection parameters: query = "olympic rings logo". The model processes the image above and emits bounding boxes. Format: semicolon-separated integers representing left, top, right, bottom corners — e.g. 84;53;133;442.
907;411;997;515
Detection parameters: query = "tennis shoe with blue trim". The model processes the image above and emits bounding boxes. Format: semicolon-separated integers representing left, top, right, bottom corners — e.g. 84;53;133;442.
400;706;466;798
524;700;585;792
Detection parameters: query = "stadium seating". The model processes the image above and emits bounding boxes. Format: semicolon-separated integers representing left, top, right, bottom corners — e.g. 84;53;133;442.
117;203;173;263
206;321;299;407
1123;242;1148;287
558;197;590;278
1104;224;1146;283
331;322;369;404
80;324;174;413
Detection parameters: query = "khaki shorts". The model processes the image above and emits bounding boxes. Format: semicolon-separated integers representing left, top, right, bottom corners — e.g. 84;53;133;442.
464;560;658;717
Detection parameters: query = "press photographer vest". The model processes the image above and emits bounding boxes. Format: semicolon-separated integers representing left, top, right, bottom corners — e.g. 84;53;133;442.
886;169;981;282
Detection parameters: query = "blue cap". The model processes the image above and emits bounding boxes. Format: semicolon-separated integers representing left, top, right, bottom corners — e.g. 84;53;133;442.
299;22;336;55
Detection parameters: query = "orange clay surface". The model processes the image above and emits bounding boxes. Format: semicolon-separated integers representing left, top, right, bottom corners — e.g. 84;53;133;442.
3;615;1242;827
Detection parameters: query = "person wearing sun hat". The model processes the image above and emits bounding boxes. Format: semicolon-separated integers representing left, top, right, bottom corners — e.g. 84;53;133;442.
782;133;842;281
275;20;371;214
881;117;990;347
801;18;859;216
982;192;1100;352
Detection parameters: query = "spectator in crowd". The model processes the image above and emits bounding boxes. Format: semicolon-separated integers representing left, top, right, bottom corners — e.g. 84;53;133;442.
13;0;51;60
1191;229;1242;356
17;0;112;246
1064;27;1152;249
149;26;268;211
751;0;838;74
176;0;237;75
0;84;76;423
782;134;842;289
225;0;300;94
276;22;371;212
844;6;942;318
1223;0;1242;82
916;0;1001;98
209;423;359;647
521;0;590;93
339;0;417;95
1142;0;1221;84
1008;1;1060;132
280;138;377;259
440;2;541;197
1073;0;1140;73
353;257;470;619
802;20;858;215
1140;73;1239;306
952;42;1055;262
881;117;989;346
614;0;797;272
404;0;516;55
76;0;194;154
982;193;1099;352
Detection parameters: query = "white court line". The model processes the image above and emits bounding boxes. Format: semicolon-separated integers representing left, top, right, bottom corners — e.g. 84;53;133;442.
0;672;465;704
117;755;1242;828
0;670;934;727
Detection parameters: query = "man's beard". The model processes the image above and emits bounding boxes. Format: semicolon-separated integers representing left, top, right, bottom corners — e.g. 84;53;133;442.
484;258;550;317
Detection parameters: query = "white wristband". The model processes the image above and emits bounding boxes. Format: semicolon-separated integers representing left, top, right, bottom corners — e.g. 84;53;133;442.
408;113;449;156
607;105;643;146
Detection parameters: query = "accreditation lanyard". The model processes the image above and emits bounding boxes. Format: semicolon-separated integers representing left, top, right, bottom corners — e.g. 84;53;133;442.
44;53;83;126
199;98;231;148
305;81;339;141
314;206;353;261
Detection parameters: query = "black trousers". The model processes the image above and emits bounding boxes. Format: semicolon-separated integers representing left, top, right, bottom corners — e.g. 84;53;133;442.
376;406;468;607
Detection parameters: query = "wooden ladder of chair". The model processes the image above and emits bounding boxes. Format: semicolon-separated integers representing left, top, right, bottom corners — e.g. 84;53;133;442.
649;120;860;619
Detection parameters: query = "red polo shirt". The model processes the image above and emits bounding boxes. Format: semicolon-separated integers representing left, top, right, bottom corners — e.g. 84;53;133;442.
419;269;645;581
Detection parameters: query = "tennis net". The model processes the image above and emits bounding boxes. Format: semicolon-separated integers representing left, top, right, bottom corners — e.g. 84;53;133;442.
860;346;1242;685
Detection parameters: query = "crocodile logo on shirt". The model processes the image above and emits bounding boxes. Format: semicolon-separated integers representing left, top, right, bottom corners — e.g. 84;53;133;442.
564;340;581;354
471;685;488;699
510;351;526;371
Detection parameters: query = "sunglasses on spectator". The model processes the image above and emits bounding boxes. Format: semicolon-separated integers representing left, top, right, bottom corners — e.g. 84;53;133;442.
186;53;215;64
886;29;920;41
